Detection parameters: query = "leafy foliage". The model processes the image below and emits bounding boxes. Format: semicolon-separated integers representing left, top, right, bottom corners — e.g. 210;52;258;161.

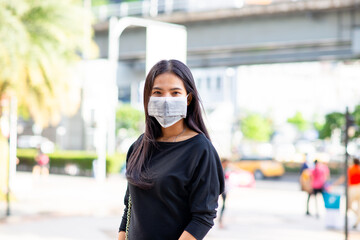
310;104;360;139
116;104;144;135
353;105;360;138
287;111;308;132
240;113;273;142
0;0;97;127
317;112;345;139
313;114;325;133
92;0;110;6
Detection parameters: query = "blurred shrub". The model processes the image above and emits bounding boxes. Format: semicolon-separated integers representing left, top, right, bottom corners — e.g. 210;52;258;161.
17;149;126;175
116;104;144;136
106;152;126;174
287;111;308;132
92;0;110;6
240;113;273;142
283;162;343;175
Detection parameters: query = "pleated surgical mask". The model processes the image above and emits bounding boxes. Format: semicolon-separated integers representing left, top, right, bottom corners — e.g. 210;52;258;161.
148;96;188;128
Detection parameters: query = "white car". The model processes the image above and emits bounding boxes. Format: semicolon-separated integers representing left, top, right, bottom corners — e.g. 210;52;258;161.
17;135;55;153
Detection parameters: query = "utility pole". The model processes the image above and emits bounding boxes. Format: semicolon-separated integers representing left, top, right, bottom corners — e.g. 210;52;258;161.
344;106;355;240
344;107;349;240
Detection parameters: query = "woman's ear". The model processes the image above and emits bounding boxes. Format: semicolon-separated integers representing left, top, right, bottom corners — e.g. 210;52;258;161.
187;93;192;106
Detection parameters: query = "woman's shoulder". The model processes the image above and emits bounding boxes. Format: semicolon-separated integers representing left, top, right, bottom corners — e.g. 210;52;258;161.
192;132;210;144
182;132;215;151
127;134;144;153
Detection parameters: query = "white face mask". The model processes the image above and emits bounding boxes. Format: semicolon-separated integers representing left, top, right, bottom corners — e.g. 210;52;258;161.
148;96;188;128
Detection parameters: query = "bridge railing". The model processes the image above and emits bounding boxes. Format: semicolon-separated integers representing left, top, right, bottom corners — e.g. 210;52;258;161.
92;0;353;22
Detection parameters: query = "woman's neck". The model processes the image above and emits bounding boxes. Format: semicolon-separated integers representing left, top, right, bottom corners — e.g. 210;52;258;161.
160;120;187;142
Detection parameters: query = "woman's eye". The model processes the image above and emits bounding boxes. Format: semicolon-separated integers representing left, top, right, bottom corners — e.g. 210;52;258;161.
153;91;161;95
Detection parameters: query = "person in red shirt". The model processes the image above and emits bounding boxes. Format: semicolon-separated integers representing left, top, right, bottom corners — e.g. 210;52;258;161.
348;158;360;228
32;146;50;176
332;157;360;228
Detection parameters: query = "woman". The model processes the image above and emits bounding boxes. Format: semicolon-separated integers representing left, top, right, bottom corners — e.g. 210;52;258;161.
306;160;329;217
118;59;224;240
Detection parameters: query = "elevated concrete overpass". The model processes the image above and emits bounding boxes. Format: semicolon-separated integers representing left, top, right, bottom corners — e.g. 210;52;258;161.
93;0;360;68
65;0;360;154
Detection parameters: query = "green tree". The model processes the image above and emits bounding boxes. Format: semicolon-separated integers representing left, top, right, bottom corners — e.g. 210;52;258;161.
240;113;273;142
313;120;325;134
318;112;345;139
0;0;97;198
353;104;360;138
92;0;110;6
92;0;139;5
0;0;97;127
116;104;144;136
287;111;308;132
313;114;325;133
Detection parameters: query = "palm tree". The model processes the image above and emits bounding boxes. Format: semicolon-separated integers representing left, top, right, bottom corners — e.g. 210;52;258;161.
0;0;97;199
0;0;97;127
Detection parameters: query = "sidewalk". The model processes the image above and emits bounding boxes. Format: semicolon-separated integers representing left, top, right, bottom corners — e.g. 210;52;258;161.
0;172;125;240
0;172;359;240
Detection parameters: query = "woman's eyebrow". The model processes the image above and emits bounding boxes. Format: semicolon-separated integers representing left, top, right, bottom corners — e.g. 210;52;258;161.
152;87;183;91
170;87;183;91
152;87;162;90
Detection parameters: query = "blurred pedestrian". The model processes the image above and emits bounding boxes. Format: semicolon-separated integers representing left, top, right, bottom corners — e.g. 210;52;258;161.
118;60;224;240
300;153;314;174
306;159;330;218
300;153;313;214
219;158;230;229
300;169;312;210
32;146;49;176
332;157;360;228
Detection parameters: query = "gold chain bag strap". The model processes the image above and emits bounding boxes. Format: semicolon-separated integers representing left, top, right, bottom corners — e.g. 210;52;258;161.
125;194;132;240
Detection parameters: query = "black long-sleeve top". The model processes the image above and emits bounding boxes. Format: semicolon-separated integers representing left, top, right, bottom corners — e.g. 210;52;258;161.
119;133;224;240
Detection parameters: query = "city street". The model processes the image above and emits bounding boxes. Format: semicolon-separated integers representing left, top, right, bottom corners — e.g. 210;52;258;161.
1;1;360;240
0;172;359;240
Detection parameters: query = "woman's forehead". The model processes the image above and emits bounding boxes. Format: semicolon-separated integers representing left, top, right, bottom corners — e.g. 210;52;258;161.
153;72;185;89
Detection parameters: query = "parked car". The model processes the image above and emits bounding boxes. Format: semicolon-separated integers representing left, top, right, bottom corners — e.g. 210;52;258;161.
17;135;55;153
233;156;285;179
226;168;255;188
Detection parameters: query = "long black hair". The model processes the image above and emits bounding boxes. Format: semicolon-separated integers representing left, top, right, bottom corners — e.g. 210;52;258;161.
126;59;210;189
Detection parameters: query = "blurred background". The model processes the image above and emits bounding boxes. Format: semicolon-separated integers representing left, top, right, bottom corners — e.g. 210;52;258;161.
1;0;360;239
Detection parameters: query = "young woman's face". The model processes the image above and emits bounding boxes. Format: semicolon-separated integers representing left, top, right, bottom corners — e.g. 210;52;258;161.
151;72;187;98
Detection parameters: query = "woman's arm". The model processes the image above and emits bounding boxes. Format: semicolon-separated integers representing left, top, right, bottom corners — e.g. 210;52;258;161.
332;175;345;187
184;144;225;239
179;231;196;240
118;231;126;240
118;186;130;235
